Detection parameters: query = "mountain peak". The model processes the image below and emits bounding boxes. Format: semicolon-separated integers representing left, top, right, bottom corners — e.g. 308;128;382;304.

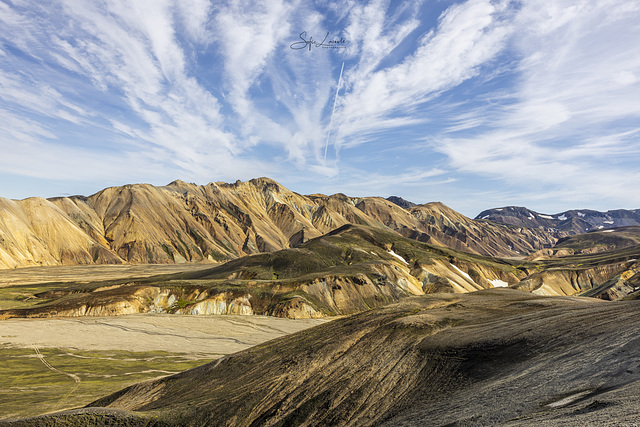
477;206;640;234
386;196;417;209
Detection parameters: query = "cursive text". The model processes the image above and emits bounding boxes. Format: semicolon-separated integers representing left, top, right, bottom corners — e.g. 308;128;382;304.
290;31;347;51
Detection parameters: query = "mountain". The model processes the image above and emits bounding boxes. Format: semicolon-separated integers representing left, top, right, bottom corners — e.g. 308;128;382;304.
0;224;525;320
8;290;640;426
0;178;558;270
476;206;640;234
553;226;640;254
4;222;640;320
385;195;416;209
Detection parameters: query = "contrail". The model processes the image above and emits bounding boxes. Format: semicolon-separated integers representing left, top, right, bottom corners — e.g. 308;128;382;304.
324;61;345;161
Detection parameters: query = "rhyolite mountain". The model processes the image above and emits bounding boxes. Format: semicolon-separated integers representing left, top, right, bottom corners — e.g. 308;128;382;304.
0;178;558;269
477;206;640;234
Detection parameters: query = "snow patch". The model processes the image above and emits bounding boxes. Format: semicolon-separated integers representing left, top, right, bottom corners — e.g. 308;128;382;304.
577;212;585;217
481;215;490;219
388;250;408;265
490;279;509;288
496;208;503;211
558;214;567;221
539;214;553;219
528;215;535;220
604;220;614;224
602;229;614;233
450;264;472;282
597;226;604;229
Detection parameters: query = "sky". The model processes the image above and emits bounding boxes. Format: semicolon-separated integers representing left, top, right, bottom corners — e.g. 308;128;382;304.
1;0;639;217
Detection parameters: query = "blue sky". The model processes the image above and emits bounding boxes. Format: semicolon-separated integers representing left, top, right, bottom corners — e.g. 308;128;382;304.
1;0;639;217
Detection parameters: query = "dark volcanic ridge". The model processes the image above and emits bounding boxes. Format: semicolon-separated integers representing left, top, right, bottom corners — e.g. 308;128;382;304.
385;196;417;209
477;206;640;234
4;290;640;426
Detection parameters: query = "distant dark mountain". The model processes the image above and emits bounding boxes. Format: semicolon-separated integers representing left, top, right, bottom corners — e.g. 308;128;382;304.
476;206;640;235
386;196;416;209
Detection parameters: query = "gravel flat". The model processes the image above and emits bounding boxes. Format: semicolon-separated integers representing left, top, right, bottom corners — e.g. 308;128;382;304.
0;314;328;357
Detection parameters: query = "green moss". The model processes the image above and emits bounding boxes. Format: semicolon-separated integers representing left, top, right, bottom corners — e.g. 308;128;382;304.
174;231;190;260
0;346;216;420
161;243;174;260
144;243;154;263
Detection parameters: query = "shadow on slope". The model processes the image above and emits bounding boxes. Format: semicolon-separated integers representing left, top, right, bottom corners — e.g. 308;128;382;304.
5;290;640;426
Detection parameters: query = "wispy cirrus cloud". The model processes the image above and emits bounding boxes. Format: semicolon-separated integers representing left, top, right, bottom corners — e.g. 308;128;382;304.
0;0;639;216
430;0;640;211
333;0;513;151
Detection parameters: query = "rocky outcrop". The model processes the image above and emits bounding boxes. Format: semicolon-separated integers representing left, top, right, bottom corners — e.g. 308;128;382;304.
581;264;640;300
0;285;256;319
386;196;416;209
513;261;637;297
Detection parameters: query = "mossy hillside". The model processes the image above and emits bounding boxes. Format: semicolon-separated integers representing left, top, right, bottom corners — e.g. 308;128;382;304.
0;283;64;310
539;244;640;270
553;226;640;253
5;225;640;318
172;224;526;282
0;225;526;317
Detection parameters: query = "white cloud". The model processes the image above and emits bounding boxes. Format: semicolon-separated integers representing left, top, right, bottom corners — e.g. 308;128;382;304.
213;0;294;120
335;0;512;146
0;0;639;214
432;0;640;208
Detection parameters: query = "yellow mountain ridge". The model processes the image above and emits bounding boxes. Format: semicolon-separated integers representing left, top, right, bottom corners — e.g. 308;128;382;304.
0;177;557;270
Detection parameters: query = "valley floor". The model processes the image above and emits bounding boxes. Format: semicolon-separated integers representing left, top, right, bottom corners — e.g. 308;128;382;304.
0;314;327;420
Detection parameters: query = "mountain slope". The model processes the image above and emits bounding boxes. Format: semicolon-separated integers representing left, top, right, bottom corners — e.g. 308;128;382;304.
7;290;640;426
553;226;640;254
0;197;122;269
3;223;639;319
405;202;553;256
0;179;559;270
0;225;525;320
386;195;416;209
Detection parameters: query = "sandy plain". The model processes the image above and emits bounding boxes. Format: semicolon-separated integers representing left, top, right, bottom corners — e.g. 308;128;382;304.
0;314;328;356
